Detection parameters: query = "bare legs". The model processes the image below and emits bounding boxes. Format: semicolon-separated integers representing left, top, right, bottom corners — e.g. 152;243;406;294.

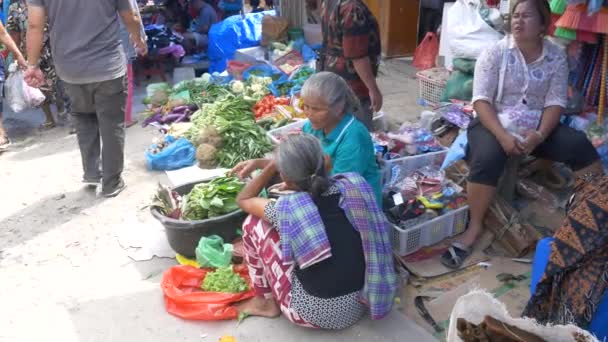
457;160;604;249
40;103;56;129
456;182;497;248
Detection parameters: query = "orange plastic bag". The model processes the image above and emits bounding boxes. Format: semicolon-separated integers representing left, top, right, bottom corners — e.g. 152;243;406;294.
161;265;256;320
413;32;439;70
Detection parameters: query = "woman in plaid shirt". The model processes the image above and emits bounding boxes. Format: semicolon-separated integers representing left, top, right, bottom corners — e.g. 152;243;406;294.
232;134;397;329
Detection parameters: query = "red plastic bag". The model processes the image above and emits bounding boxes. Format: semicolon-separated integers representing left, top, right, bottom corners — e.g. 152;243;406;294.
413;32;439;70
161;265;256;320
227;60;253;80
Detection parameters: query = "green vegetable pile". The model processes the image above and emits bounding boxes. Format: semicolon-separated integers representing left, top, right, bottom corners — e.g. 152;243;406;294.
183;176;245;220
185;95;273;168
201;266;250;293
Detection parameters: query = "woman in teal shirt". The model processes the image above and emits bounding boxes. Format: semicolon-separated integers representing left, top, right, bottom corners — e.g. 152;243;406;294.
233;72;382;205
300;71;382;204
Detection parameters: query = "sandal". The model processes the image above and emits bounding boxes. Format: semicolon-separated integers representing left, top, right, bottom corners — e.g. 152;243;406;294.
441;242;471;269
39;121;56;130
0;137;11;151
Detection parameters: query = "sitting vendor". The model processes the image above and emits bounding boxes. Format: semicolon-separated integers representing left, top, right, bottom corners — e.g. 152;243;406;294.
234;134;397;329
441;0;604;269
232;71;382;205
524;175;608;337
183;0;218;54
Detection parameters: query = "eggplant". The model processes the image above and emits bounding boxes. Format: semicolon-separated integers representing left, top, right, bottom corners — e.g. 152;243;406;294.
161;113;186;124
171;105;188;114
142;113;163;127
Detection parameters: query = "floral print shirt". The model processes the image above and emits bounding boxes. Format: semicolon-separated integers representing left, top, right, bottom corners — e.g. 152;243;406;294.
6;0;58;94
320;0;381;100
472;36;568;139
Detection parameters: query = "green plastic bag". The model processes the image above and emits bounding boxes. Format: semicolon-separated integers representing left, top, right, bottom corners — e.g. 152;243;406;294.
441;70;474;102
195;235;233;268
452;58;476;74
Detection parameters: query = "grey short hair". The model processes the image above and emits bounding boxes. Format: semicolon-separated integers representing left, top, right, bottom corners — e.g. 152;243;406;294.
301;71;361;115
276;134;330;199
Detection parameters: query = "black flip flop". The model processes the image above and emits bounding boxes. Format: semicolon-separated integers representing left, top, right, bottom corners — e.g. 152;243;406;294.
441;242;471;269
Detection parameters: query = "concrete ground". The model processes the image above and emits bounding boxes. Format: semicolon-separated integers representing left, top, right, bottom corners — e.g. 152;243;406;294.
0;59;434;342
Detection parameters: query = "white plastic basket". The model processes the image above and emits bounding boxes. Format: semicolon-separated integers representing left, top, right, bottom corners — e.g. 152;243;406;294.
268;113;387;145
391;205;469;256
416;67;449;106
267;120;306;144
381;149;448;186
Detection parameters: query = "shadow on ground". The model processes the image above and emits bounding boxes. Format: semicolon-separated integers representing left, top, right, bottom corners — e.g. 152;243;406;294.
0;188;103;253
67;287;436;342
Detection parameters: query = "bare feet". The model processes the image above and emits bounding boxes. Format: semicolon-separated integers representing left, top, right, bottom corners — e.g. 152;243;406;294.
454;222;482;248
235;296;281;318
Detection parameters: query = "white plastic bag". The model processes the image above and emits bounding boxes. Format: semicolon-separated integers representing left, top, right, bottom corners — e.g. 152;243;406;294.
447;290;599;342
447;0;503;59
5;62;45;113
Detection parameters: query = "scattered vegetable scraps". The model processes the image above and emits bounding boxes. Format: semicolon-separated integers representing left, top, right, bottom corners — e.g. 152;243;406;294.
201;266;250;293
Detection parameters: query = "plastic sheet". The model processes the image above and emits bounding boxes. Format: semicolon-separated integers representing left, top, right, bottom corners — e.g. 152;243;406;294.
161;265;255;321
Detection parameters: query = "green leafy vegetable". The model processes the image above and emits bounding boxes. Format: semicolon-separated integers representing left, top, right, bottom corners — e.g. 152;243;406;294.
201;266;250;293
183;176;245;220
184;95;273;167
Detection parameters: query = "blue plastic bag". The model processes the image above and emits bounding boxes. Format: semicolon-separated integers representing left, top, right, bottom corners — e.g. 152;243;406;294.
145;135;196;171
301;44;317;62
441;130;468;170
242;64;283;81
208;11;274;73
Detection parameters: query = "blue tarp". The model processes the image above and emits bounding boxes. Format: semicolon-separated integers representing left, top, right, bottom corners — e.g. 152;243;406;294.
208;10;274;73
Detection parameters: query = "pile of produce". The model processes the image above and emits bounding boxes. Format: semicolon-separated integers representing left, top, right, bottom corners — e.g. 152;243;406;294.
147;136;172;155
142;104;199;127
141;74;234;127
201;266;249;293
152;175;244;221
183;176;244;220
253;95;290;119
230;76;273;102
187;95;273;168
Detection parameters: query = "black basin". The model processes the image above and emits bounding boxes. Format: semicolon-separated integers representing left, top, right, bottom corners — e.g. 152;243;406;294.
150;181;245;258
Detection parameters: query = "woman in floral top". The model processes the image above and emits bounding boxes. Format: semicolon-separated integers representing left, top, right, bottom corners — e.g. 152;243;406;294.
7;0;65;129
441;0;604;269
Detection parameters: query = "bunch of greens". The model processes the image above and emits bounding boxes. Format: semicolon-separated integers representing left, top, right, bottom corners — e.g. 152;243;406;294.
182;176;244;220
291;66;315;85
214;118;273;167
184;95;273;167
201;266;250;293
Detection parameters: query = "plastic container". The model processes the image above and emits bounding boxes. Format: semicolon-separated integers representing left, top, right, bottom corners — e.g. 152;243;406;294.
303;24;322;46
381;149;448;186
416;67;449;106
267;113;387;145
267;119;306;144
391;205;469;256
150;181;245;258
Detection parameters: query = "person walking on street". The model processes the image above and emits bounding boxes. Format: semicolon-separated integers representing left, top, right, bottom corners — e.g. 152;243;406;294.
319;0;382;130
7;0;65;131
0;19;27;150
24;0;147;197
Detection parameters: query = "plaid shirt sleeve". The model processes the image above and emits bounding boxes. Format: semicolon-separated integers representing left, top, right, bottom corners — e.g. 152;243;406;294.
341;3;371;60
